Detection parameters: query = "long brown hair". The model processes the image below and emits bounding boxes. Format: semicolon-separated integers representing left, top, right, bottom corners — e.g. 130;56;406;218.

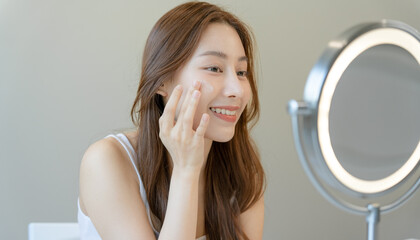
131;2;265;239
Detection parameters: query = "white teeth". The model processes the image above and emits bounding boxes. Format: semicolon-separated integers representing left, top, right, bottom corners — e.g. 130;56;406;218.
210;107;236;116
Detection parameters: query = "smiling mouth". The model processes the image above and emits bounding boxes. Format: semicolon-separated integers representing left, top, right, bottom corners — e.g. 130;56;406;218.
210;107;236;116
209;107;238;122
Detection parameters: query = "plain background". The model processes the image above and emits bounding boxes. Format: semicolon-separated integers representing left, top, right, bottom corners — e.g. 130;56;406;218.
1;0;420;239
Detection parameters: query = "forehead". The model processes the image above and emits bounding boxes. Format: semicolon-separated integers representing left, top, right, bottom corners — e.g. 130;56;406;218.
192;23;246;59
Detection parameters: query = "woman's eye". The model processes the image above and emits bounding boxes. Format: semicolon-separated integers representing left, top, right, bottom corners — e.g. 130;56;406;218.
206;66;222;73
237;71;248;77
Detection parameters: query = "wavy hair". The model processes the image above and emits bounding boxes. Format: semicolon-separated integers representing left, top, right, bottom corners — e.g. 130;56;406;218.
131;2;265;239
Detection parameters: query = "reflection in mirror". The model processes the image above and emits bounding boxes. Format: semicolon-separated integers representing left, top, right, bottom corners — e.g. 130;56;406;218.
329;44;420;181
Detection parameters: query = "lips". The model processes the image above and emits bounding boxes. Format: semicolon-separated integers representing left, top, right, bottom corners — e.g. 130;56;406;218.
209;106;240;122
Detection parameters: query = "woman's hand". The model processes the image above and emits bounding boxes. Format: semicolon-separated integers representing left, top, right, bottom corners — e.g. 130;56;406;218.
159;81;210;171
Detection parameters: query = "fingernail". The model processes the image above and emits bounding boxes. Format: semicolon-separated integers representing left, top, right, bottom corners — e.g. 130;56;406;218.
192;90;200;98
193;80;201;88
176;85;182;91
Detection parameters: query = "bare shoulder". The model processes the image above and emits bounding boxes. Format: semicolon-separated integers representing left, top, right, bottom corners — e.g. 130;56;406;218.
80;137;137;184
81;137;124;169
79;137;155;239
79;137;140;212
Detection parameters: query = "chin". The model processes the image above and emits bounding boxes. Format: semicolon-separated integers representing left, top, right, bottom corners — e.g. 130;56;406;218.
205;129;235;143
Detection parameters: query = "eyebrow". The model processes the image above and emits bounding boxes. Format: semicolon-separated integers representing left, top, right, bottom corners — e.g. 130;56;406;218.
198;51;248;62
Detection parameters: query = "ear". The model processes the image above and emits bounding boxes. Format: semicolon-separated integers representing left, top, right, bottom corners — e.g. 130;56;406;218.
156;84;168;97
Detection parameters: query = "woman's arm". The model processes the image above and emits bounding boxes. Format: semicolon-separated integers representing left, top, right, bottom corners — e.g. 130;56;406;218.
239;196;265;240
80;82;208;240
158;82;209;240
158;167;201;240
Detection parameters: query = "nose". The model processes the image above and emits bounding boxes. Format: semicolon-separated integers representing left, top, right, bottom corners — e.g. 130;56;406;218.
223;70;244;98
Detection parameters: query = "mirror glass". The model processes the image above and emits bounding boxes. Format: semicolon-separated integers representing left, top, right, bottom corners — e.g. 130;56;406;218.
329;44;420;181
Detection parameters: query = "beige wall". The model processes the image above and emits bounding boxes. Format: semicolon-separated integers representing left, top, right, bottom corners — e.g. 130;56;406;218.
1;0;419;239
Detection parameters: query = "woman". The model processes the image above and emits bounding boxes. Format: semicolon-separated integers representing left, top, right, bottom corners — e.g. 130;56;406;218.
78;2;265;240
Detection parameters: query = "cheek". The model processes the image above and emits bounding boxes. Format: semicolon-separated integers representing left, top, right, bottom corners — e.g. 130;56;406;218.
199;80;215;98
243;81;252;105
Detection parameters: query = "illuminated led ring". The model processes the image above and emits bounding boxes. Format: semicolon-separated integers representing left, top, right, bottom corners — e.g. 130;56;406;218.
318;27;420;194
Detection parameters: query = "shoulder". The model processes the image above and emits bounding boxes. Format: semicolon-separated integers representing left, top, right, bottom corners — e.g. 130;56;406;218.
79;136;140;213
80;137;130;175
78;136;156;238
80;136;139;185
83;137;122;161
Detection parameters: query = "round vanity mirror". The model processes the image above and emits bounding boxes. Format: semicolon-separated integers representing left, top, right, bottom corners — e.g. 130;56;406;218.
288;20;420;240
329;44;420;186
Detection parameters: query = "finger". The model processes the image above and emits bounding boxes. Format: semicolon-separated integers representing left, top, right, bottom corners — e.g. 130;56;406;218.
177;87;194;121
194;113;210;138
193;80;202;90
182;89;201;130
160;85;183;130
177;81;201;121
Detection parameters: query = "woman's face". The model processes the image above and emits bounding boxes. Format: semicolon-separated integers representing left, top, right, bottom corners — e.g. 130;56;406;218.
163;22;252;142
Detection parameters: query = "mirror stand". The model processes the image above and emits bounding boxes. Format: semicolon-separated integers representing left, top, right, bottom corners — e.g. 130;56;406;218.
366;203;380;240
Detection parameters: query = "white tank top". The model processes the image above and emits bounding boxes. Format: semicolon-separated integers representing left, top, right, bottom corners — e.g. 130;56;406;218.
78;133;206;240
